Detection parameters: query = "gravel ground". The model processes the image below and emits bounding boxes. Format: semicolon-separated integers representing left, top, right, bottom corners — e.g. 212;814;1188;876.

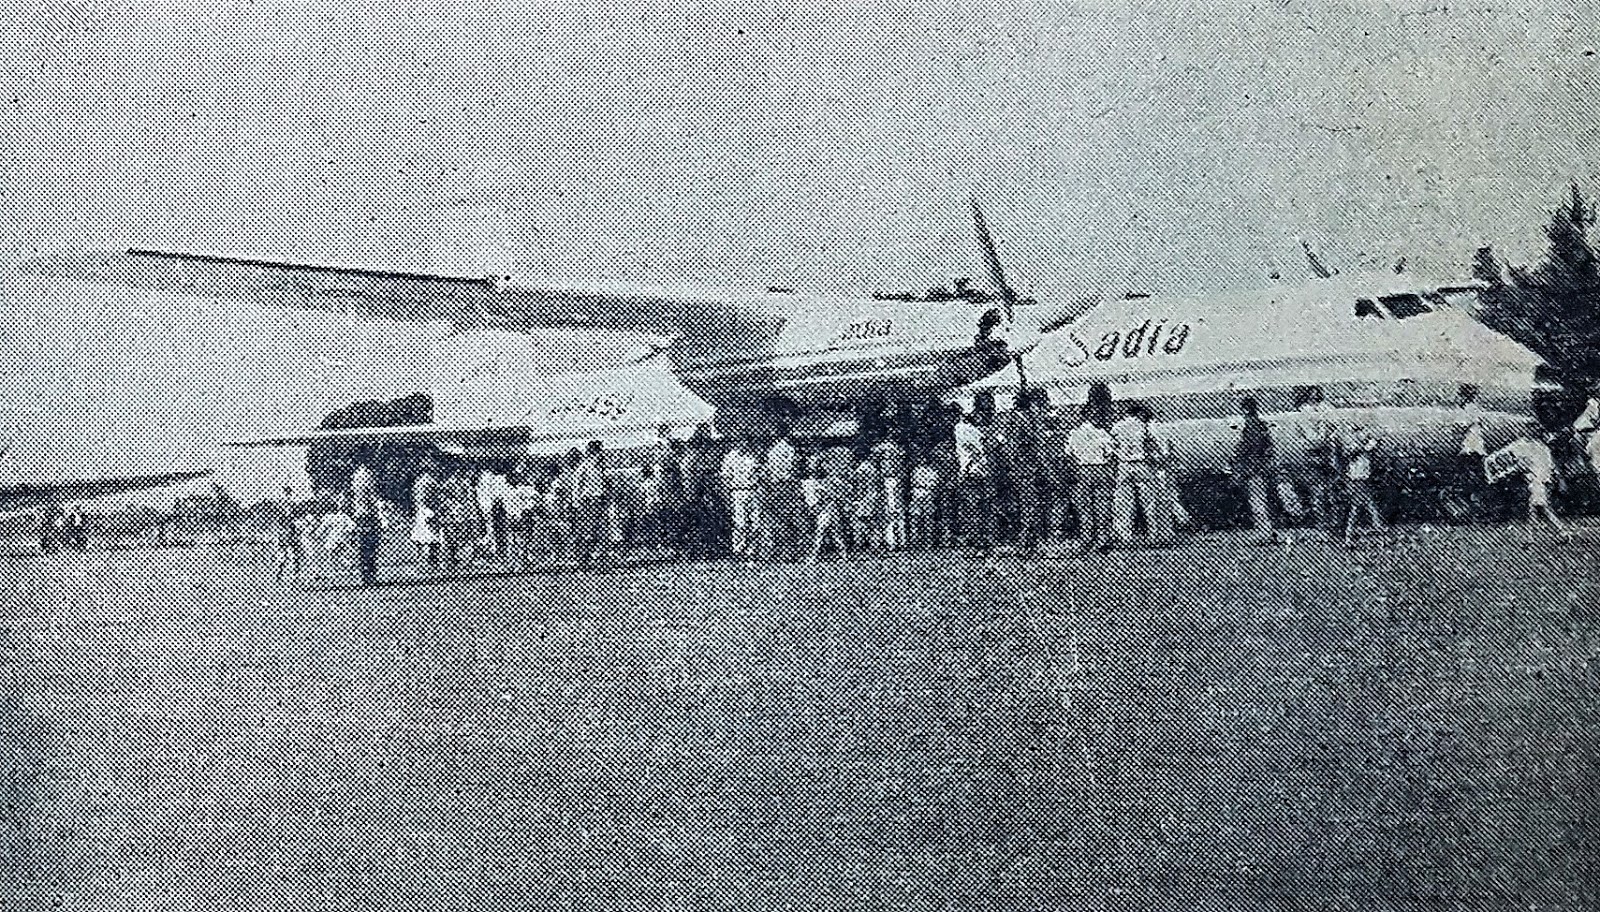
2;525;1597;911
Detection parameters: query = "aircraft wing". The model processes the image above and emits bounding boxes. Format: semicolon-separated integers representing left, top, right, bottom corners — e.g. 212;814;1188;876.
225;416;713;458
27;248;781;339
0;469;212;514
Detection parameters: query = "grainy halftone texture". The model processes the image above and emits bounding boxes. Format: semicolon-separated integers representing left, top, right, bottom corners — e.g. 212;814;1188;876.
2;2;1599;909
1;532;1597;909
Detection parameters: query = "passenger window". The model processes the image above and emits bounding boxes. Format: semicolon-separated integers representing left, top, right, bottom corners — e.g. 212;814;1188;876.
1378;293;1431;319
1355;298;1385;319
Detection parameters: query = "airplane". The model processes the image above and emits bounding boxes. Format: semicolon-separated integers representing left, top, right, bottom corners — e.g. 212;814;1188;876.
0;461;211;516
27;204;1093;455
963;271;1556;483
27;208;1561;514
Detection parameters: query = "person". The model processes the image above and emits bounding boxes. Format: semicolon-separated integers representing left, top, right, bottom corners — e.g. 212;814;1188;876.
572;441;610;567
349;458;383;585
1505;432;1573;541
762;431;804;562
850;448;882;553
436;468;481;569
1110;401;1169;547
953;405;995;556
1572;385;1600;483
477;470;512;562
655;439;689;558
1039;400;1073;543
272;486;304;581
64;504;88;552
681;426;725;559
1443;383;1492;524
313;499;359;581
1004;389;1052;554
873;434;909;552
908;448;944;550
635;464;666;554
1137;404;1177;545
1234;396;1281;545
720;437;761;559
411;465;443;571
505;461;541;569
1067;396;1115;553
1294;385;1339;531
1340;425;1388;546
807;457;850;563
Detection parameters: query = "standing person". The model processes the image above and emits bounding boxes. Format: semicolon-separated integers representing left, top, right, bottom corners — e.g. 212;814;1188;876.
1455;384;1491;522
1067;397;1115;554
908;447;944;551
349;457;383;586
873;433;909;552
656;439;689;559
64;504;88;552
807;457;850;563
636;465;666;554
572;441;610;568
1340;425;1389;546
720;437;761;559
410;464;443;572
1110;401;1161;547
1137;404;1177;546
1039;399;1073;543
953;406;995;556
1295;385;1339;532
681;426;723;559
272;486;304;581
1008;389;1052;554
850;447;882;553
1504;432;1573;541
1571;384;1600;485
1234;397;1281;545
763;430;804;562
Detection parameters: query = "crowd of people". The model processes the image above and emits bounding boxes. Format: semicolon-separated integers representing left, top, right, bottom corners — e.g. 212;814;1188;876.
269;380;1600;585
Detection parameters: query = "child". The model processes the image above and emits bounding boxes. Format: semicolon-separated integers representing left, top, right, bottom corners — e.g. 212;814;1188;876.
1341;426;1388;547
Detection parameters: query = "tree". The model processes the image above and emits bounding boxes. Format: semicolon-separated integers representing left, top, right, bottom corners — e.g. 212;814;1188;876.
305;392;434;501
1473;183;1600;382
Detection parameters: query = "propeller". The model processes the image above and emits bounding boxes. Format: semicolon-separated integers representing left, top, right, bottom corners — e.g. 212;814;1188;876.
969;198;1028;389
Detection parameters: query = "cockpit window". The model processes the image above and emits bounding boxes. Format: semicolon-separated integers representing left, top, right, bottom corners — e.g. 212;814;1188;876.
1378;293;1432;319
1355;297;1385;319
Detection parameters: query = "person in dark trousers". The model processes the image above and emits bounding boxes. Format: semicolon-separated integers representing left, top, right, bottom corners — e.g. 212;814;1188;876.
1234;397;1282;545
349;457;384;585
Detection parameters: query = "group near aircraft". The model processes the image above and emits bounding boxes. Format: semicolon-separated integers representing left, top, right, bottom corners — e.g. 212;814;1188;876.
21;202;1561;504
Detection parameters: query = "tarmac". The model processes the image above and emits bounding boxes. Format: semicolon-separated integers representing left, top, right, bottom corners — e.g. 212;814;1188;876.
1;524;1597;910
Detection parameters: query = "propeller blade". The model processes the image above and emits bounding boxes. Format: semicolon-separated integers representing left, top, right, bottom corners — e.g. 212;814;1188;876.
970;198;1019;322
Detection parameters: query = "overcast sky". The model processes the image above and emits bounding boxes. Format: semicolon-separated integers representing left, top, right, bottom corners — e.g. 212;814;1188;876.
0;0;1596;495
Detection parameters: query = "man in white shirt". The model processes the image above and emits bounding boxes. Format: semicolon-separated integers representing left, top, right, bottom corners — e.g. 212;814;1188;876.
952;409;995;554
1110;402;1169;547
571;441;609;566
1455;384;1491;522
873;435;908;551
763;432;803;561
1067;404;1115;553
720;438;761;557
1505;433;1572;540
1295;385;1338;531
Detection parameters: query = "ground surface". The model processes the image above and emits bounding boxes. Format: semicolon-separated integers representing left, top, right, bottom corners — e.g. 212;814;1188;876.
1;526;1597;911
